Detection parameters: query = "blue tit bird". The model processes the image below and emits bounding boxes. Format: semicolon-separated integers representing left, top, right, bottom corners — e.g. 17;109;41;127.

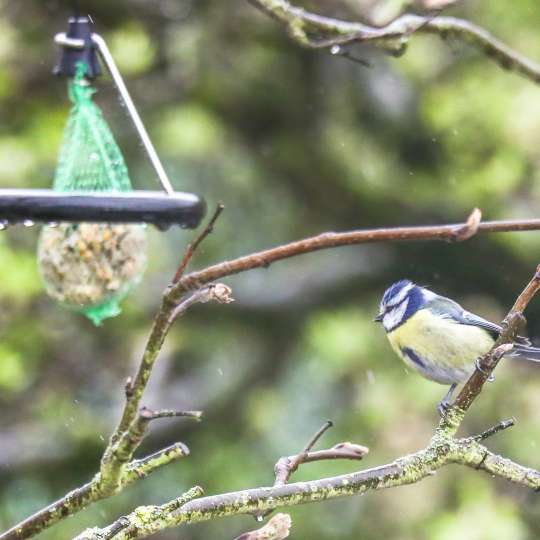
375;279;540;414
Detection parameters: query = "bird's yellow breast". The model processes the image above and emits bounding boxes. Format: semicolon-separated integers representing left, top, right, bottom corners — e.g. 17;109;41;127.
387;308;495;383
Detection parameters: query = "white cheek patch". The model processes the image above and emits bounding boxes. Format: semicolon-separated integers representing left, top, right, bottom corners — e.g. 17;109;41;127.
383;298;409;331
385;283;414;308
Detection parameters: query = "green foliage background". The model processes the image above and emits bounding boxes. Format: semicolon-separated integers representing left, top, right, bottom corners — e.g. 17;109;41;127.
1;1;540;538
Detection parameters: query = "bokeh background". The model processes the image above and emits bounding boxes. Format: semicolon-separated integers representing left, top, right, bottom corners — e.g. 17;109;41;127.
1;1;540;538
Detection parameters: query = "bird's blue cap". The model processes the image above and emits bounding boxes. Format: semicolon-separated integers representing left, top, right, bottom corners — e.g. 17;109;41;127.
381;279;414;307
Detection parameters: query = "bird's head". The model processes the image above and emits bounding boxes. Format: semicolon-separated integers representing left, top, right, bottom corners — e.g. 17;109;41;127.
375;279;428;332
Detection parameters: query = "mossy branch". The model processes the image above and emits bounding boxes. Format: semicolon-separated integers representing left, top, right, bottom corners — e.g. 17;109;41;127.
75;421;539;539
247;0;540;84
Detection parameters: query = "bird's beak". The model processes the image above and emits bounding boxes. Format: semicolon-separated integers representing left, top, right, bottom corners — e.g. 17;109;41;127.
374;314;383;323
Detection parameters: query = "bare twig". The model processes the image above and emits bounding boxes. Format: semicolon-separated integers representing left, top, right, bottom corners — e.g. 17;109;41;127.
173;203;225;283
302;420;334;453
275;420;333;487
248;0;540;84
472;418;516;442
169;211;540;301
272;421;368;487
274;442;370;487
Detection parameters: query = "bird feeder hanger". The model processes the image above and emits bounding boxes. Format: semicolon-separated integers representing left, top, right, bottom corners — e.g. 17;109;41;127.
54;15;175;196
0;14;205;230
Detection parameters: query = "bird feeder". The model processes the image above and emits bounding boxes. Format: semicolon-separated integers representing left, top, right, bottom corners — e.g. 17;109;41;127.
0;15;206;324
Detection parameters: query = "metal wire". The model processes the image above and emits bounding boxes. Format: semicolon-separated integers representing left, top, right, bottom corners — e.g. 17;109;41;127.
54;32;174;195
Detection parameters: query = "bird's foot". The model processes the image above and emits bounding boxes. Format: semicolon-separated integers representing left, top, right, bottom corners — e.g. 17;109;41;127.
437;383;457;417
437;399;451;417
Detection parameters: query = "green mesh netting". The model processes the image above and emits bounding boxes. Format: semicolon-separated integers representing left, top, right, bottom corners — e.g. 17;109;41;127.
38;63;147;325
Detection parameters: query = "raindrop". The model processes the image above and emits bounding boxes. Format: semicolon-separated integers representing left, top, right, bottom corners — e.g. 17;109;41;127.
23;219;34;227
330;45;341;55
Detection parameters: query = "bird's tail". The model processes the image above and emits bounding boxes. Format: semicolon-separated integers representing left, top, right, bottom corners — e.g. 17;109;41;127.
511;344;540;362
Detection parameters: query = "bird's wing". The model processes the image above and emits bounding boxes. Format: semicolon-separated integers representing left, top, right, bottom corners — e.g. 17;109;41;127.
458;310;503;338
425;296;501;338
425;295;531;344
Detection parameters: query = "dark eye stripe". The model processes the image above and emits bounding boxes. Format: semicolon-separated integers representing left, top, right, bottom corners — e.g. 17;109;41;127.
383;295;408;314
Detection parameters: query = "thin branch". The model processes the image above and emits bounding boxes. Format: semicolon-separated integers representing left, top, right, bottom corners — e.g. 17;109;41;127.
472;418;515;442
276;420;334;486
248;0;540;84
274;443;370;486
272;421;368;487
302;420;334;453
173;202;225;283
169;210;540;301
125;442;189;481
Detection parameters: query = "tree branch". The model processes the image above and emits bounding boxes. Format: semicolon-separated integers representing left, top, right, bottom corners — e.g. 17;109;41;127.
6;210;540;539
248;0;540;84
169;210;540;300
73;429;540;540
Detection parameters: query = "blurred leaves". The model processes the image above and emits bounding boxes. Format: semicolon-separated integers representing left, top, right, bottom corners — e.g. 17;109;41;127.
1;1;540;539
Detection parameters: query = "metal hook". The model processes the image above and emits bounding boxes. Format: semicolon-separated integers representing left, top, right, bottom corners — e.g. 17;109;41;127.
54;30;174;195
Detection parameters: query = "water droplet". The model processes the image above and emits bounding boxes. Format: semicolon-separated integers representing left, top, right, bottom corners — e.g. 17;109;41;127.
0;220;8;230
89;152;99;162
255;515;264;523
330;45;341;55
23;219;34;227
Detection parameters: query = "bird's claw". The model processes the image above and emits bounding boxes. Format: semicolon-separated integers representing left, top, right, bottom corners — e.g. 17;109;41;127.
437;400;451;418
